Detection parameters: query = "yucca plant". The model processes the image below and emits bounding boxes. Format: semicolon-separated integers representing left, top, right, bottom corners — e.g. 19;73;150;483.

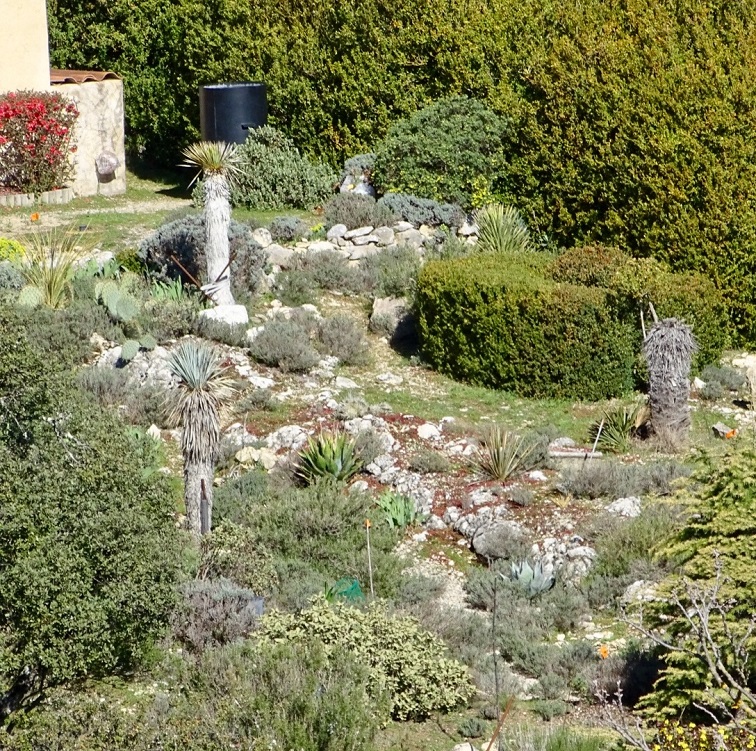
644;318;698;444
296;430;362;485
16;225;90;309
166;341;236;537
507;559;556;597
474;204;532;254
588;400;649;454
476;425;535;481
376;490;425;529
181;141;242;307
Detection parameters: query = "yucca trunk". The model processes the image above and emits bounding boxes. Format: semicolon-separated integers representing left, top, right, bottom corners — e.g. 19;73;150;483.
184;458;214;537
203;172;234;306
180;405;221;537
643;318;697;442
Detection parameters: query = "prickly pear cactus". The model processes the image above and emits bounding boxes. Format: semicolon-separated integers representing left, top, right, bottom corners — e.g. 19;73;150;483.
17;285;43;309
139;333;157;351
119;339;141;363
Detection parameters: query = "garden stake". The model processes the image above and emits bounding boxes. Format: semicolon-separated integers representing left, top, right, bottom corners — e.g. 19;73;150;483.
169;253;213;302
365;519;375;598
485;695;515;751
587;417;604;462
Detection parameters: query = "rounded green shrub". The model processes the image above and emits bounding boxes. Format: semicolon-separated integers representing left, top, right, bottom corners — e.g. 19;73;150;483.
372;96;510;208
0;310;180;723
548;247;730;371
416;255;637;400
229;126;335;210
0;238;24;264
258;595;475;720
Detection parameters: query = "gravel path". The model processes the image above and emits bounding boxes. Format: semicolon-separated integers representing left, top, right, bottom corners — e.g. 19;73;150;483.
0;196;188;236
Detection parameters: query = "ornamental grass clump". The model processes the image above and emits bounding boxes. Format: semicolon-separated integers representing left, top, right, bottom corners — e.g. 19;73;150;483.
476;426;535;481
16;226;90;310
474;204;532;255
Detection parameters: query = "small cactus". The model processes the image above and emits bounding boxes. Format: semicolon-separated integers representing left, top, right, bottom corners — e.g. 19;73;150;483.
17;285;43;308
119;339;141;363
139;333;157;351
508;559;556;597
96;280;139;323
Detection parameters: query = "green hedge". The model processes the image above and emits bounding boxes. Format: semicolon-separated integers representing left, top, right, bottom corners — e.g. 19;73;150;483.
548;247;730;371
47;0;513;166
48;0;756;340
416;255;637;400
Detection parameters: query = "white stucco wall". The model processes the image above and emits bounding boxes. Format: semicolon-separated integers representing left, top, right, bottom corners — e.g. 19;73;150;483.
0;0;50;94
54;79;127;197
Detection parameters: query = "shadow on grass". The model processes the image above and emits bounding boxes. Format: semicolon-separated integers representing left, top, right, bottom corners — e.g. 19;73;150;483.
126;157;191;199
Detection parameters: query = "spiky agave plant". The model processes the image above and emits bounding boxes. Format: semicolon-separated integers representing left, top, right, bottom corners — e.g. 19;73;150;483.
508;559;556;597
589;400;649;454
473;204;532;255
17;225;90;309
181;141;242;307
296;430;362;485
166;340;236;537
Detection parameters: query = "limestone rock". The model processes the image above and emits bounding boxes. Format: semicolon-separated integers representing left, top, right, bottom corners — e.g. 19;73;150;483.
252;227;273;248
307;240;337;253
458;222;479;237
393;221;415;232
369;296;415;344
344;226;374;240
606;496;642;517
374;226;395;246
265;243;296;268
352;233;381;246
326;224;348;240
198;304;249;327
417;423;441;440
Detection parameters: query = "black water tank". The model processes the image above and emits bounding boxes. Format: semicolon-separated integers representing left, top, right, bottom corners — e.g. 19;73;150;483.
199;82;267;144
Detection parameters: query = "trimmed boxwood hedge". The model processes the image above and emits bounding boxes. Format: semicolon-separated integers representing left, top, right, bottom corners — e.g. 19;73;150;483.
417;249;729;400
547;246;730;372
416;255;637;400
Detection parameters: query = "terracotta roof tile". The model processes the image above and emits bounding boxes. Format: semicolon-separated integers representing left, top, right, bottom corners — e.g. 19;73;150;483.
50;69;120;84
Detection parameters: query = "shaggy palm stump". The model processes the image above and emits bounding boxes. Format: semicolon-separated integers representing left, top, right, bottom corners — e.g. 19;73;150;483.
643;317;697;440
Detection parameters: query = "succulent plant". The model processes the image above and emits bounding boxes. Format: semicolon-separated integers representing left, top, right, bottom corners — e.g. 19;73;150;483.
119;339;141;364
296;430;362;485
508;559;556;598
95;279;140;323
139;333;157;351
17;284;43;308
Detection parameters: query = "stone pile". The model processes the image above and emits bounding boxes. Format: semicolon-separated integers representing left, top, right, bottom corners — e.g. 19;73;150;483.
251;220;479;268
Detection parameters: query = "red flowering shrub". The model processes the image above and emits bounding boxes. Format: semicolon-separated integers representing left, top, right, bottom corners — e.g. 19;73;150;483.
0;90;78;195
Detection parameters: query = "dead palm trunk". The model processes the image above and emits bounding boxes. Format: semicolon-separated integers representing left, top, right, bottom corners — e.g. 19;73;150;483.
643;317;697;444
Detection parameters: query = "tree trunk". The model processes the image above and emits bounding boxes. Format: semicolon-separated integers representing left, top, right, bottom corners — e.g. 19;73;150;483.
184;458;215;537
643;318;697;443
203;173;234;306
